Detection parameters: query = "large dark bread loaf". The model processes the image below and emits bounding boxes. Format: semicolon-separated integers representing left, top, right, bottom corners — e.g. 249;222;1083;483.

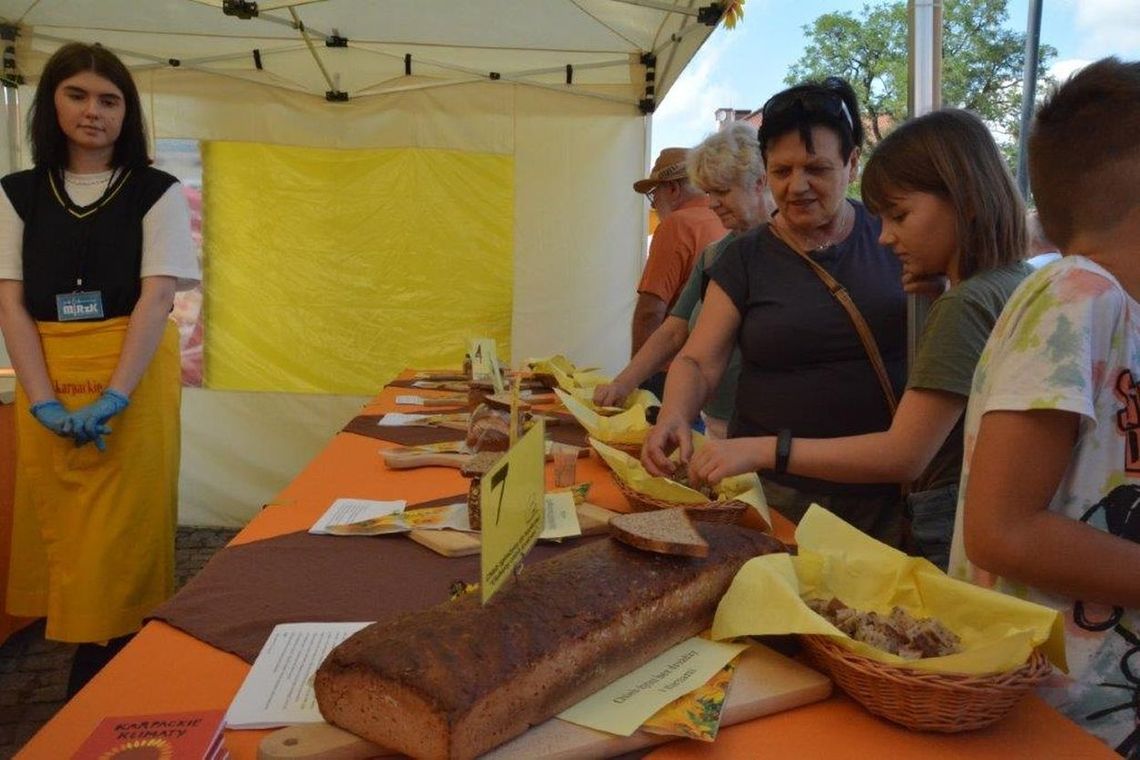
314;523;785;760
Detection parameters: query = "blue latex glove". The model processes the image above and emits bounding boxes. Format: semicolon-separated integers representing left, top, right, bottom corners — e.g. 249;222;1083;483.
29;400;72;437
66;389;130;451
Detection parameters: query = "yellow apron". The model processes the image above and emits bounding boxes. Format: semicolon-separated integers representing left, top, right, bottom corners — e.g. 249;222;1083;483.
6;318;181;643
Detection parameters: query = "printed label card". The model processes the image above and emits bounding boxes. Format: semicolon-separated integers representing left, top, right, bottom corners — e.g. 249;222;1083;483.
309;498;405;535
469;338;505;394
558;637;748;736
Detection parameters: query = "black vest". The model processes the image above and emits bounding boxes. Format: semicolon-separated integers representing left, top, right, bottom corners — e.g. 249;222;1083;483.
1;166;178;321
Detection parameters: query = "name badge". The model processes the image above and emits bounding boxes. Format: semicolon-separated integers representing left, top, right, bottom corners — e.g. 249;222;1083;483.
56;291;105;321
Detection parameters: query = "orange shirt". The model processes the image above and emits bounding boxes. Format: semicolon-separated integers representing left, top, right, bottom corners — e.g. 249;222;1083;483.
637;196;727;308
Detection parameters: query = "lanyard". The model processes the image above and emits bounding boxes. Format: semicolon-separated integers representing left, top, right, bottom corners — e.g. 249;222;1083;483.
47;167;130;289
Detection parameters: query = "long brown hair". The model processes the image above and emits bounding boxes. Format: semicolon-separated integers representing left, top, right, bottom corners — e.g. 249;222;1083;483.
862;109;1026;281
29;42;150;169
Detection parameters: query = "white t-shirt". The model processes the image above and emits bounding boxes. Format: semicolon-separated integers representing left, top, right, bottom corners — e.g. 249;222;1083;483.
948;255;1140;754
0;169;201;289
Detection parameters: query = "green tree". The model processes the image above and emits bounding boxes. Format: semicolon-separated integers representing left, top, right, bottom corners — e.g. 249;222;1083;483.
786;0;1055;153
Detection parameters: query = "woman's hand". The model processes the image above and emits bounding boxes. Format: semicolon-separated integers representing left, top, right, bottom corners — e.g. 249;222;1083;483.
689;437;764;486
593;380;632;408
29;400;72;437
68;389;130;451
641;413;692;476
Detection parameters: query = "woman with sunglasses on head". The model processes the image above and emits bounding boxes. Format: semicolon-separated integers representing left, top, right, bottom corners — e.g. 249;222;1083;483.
683;109;1033;569
0;43;199;694
643;77;909;545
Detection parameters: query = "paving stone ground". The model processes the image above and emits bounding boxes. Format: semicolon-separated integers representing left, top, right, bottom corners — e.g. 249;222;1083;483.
0;526;240;759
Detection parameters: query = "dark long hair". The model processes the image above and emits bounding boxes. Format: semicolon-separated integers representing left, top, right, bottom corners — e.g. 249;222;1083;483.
861;109;1026;281
758;77;864;163
29;42;150;169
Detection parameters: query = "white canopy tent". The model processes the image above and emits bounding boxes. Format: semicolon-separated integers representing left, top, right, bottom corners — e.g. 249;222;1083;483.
0;0;729;525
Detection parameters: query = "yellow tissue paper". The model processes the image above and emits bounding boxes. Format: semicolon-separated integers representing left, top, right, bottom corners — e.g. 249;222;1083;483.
527;355;609;395
589;437;762;507
529;355;659;410
557;389;652;446
527;354;575;378
711;505;1067;675
566;386;661;415
624;389;661;408
569;368;612;390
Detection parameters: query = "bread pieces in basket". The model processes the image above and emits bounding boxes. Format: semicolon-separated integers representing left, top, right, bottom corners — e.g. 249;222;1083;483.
709;505;1067;732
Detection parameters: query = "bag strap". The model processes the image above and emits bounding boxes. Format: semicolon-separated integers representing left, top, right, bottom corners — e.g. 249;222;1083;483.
787;245;899;416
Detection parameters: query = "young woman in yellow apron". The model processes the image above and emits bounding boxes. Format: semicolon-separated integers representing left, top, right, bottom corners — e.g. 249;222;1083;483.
0;43;199;695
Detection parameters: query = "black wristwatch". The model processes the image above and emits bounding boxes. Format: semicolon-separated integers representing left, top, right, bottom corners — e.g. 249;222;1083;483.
775;429;792;474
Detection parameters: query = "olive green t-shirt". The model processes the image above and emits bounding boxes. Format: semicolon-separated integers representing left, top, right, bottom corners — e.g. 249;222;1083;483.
909;261;1034;491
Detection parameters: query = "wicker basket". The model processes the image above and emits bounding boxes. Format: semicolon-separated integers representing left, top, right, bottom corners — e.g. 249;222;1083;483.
610;473;743;524
612;471;689;512
800;635;1053;732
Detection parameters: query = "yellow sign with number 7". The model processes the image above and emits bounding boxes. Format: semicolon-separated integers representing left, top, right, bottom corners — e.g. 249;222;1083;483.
480;419;546;603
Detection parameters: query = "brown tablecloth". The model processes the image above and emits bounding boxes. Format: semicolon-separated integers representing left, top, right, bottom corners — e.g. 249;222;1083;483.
342;413;468;445
148;495;600;663
343;412;588;449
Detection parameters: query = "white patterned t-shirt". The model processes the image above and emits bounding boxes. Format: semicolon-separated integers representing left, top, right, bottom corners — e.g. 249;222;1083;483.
948;255;1140;756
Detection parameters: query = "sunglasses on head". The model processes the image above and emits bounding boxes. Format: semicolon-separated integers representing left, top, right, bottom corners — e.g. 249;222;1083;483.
762;88;855;133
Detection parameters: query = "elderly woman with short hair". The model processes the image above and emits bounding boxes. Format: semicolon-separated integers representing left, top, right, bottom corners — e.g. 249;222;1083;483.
594;122;770;438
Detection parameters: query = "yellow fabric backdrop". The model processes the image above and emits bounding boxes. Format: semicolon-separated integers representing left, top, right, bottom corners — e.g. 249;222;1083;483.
202;142;514;393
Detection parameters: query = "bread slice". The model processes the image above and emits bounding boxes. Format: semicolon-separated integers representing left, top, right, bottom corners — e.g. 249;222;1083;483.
609;508;709;558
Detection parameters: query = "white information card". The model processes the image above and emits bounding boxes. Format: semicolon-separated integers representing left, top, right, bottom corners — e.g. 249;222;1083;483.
225;622;371;729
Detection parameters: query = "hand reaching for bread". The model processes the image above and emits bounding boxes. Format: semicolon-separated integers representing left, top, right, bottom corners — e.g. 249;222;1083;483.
641;411;692;476
592;380;632;408
688;438;765;487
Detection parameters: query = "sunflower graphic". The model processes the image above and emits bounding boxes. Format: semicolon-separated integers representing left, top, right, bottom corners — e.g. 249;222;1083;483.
98;737;175;760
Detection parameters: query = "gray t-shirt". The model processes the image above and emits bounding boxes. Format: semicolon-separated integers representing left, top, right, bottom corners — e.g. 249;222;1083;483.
669;233;740;421
711;202;907;497
909;261;1034;491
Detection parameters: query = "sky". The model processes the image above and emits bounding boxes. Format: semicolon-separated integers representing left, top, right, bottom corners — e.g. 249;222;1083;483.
651;0;1140;157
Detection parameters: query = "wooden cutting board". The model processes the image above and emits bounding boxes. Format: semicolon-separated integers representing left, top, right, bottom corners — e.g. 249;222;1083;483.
259;642;831;759
408;502;618;557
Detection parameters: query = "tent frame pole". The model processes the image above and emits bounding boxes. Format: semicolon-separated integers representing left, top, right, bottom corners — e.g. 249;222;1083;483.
906;0;942;372
1016;0;1044;199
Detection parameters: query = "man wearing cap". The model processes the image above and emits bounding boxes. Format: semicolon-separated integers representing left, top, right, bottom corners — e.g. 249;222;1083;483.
631;147;727;399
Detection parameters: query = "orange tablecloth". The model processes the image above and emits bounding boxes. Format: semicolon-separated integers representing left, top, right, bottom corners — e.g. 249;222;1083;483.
17;374;1114;759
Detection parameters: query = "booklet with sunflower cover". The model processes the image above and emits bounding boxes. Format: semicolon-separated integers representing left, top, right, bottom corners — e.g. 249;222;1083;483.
72;709;227;759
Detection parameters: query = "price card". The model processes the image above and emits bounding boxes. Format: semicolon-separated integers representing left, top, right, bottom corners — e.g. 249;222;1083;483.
479;419;545;603
469;338;505;394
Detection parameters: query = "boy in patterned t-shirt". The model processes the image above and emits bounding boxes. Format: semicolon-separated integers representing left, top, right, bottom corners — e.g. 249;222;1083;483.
948;58;1140;756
